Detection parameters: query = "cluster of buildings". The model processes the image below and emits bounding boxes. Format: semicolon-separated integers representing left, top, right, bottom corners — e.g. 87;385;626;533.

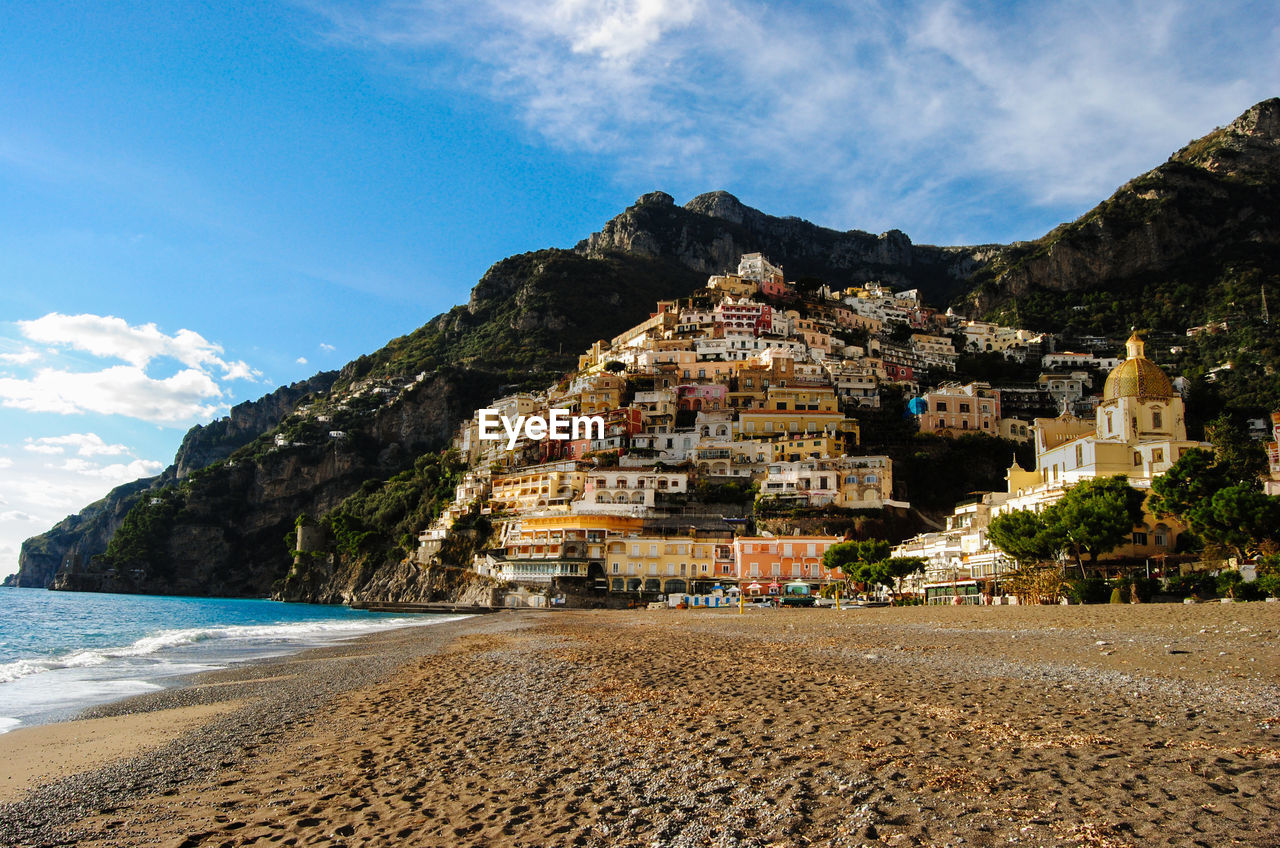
420;254;954;602
893;334;1212;602
413;252;1245;607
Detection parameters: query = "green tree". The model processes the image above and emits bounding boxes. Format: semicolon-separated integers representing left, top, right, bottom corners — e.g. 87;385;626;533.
603;360;627;373
1147;447;1223;520
882;556;927;597
822;539;891;591
1042;476;1146;574
987;509;1059;566
1202;484;1280;558
1203;414;1268;483
1151;417;1280;558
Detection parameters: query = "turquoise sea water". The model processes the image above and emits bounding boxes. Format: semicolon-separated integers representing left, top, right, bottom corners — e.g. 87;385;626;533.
0;588;460;732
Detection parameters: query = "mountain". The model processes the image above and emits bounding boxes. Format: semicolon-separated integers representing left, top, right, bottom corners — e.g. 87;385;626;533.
10;195;986;597
578;190;992;304
969;98;1280;333
10;97;1280;599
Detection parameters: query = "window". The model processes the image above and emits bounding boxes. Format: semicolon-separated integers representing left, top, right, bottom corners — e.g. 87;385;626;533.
1075;444;1083;466
1154;532;1167;547
960;403;971;413
1152;409;1163;429
1132;532;1148;546
1153;448;1164;464
612;562;620;574
1133;451;1142;466
936;401;948;412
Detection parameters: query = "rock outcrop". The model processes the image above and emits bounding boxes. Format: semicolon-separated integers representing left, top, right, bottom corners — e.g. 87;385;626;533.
578;190;991;304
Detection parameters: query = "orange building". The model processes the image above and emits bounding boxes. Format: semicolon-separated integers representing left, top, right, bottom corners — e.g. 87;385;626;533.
733;536;844;590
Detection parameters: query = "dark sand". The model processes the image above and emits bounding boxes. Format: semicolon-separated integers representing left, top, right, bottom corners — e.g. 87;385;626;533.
1;604;1277;847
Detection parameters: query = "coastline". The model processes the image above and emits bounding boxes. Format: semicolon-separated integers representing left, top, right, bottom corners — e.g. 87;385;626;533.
0;611;508;846
2;605;1278;847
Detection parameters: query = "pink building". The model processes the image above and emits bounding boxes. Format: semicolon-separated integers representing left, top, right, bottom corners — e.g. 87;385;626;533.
677;383;728;411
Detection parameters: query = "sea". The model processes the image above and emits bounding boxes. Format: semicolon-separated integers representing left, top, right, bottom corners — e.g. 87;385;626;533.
0;587;463;733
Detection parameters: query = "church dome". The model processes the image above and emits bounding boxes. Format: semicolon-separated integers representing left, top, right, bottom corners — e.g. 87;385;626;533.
1103;333;1175;399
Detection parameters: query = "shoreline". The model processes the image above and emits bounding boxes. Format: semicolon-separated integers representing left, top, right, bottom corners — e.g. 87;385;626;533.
0;611;517;846
2;604;1278;847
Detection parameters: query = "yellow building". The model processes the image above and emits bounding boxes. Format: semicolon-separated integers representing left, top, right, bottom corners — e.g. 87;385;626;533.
569;372;625;416
769;433;844;462
1001;333;1206;560
605;534;735;594
487;513;644;584
488;461;590;513
762;385;839;412
738;409;851;440
706;273;758;298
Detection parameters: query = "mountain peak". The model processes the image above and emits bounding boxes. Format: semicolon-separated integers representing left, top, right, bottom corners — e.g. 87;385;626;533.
1233;96;1280;137
684;191;748;224
1169;96;1280;179
633;190;674;208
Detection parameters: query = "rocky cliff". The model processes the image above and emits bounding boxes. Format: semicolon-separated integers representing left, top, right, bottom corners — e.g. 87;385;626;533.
578;190;991;305
968;98;1280;334
46;369;484;597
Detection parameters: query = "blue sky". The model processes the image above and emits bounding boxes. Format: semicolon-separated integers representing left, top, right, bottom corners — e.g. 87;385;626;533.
1;0;1277;576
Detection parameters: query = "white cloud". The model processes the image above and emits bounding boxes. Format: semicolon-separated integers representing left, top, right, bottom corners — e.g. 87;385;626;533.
17;313;260;381
0;346;40;366
56;457;165;481
296;356;309;365
0;439;167;578
0;312;267;426
0;365;223;423
313;0;1280;242
24;433;131;457
319;343;335;352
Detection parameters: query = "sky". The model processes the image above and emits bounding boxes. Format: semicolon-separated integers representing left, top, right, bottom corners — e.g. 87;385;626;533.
0;0;1277;578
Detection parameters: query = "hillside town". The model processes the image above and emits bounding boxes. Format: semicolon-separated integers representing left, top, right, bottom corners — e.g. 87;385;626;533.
401;254;1274;607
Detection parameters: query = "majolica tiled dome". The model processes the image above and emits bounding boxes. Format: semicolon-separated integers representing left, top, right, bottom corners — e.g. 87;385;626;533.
1103;333;1175;399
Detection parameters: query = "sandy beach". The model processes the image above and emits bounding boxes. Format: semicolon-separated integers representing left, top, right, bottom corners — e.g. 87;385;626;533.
1;604;1278;847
